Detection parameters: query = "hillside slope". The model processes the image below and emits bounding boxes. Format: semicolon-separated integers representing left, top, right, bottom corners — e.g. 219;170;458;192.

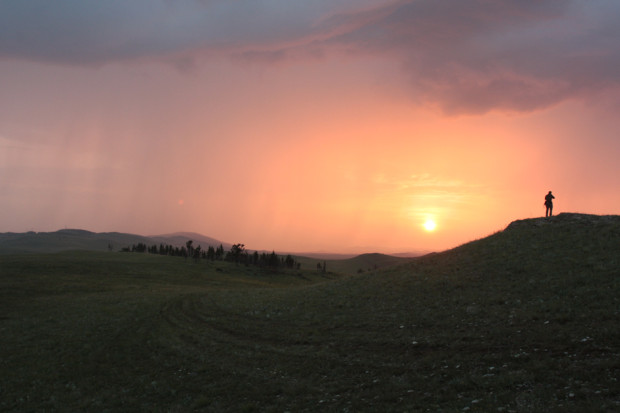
1;213;618;412
162;212;618;411
423;212;620;277
277;212;619;411
121;213;619;411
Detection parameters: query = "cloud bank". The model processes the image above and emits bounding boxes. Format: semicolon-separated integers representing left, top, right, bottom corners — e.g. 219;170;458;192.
2;0;619;113
311;0;620;114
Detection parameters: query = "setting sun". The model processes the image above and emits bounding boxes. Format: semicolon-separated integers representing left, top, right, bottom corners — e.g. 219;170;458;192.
423;219;437;232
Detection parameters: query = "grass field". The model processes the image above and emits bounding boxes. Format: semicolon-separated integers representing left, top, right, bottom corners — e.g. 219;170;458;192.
1;213;618;412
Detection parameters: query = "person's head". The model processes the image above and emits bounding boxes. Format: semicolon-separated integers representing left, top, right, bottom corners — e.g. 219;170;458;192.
548;191;552;194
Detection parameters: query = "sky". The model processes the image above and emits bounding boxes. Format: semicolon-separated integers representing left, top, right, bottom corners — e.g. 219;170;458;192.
1;0;619;254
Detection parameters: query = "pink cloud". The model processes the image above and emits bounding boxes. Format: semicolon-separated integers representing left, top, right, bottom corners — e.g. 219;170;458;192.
239;0;620;114
4;1;617;115
313;0;620;114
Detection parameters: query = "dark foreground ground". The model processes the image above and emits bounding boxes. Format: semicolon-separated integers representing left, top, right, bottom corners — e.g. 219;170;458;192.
1;213;618;412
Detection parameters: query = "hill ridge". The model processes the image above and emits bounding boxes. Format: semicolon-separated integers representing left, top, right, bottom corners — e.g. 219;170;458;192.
1;213;618;411
414;211;620;280
505;212;620;231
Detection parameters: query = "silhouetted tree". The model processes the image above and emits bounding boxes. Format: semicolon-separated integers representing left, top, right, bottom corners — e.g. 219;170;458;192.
227;243;246;264
186;240;194;260
120;240;303;274
252;251;259;265
268;251;280;269
193;245;202;262
284;254;296;269
215;244;225;260
206;246;215;260
132;243;147;253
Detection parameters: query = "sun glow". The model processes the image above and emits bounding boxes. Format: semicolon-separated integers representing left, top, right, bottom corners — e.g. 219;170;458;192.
423;219;437;232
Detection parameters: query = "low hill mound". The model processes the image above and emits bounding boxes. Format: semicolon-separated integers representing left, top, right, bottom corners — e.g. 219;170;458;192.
414;212;620;278
295;252;411;275
214;212;619;410
335;252;411;273
149;232;231;250
1;213;617;411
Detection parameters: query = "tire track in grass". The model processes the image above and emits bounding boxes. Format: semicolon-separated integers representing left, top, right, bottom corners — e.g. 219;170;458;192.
156;293;319;355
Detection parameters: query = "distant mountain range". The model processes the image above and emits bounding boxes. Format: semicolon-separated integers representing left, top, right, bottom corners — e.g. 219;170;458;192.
0;228;429;259
0;229;232;255
148;232;233;251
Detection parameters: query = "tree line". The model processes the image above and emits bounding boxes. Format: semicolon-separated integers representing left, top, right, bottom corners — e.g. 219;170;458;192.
121;241;300;271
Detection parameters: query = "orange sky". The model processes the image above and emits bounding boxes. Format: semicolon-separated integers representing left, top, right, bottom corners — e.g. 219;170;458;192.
1;1;619;254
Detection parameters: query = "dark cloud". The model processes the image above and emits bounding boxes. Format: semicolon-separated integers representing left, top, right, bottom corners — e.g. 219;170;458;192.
0;1;160;64
0;0;346;65
2;0;618;114
236;0;620;114
312;0;620;114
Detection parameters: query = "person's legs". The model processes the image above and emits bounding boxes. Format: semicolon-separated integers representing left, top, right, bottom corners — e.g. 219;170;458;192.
549;205;553;216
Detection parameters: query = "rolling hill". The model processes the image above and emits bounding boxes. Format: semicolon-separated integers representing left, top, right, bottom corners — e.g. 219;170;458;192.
1;212;618;411
149;231;232;251
296;252;412;275
0;229;230;255
0;229;414;274
0;229;152;254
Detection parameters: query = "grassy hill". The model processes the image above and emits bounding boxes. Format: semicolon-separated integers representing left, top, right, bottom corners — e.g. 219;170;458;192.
0;228;412;275
296;252;411;275
149;231;233;251
0;213;618;411
0;229;232;255
0;229;154;254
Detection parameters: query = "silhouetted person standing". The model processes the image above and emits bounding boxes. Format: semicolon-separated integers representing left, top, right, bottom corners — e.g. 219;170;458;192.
544;191;555;217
